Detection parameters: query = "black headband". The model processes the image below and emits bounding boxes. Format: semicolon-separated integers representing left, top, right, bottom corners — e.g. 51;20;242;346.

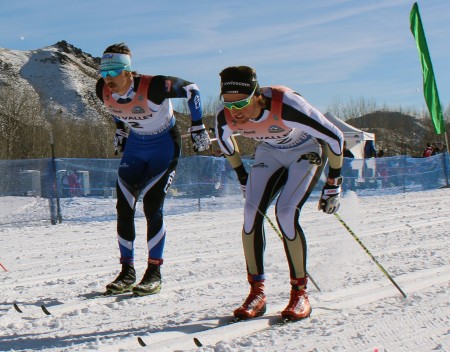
220;67;258;95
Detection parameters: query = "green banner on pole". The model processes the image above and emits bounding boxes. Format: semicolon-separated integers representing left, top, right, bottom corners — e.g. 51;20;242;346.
410;2;445;134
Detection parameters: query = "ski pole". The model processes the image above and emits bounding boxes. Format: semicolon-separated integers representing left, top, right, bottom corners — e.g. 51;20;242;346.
334;213;407;298
260;210;321;292
0;262;8;272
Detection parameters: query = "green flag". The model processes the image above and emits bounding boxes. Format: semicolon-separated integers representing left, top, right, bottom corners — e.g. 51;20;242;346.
410;2;445;134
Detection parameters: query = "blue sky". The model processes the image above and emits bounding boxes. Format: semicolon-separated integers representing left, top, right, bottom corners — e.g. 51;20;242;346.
1;0;449;114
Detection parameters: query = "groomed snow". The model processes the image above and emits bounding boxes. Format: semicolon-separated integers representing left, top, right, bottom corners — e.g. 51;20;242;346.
0;189;449;351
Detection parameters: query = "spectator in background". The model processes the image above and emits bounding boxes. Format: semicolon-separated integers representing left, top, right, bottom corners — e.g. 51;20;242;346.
67;170;80;197
364;140;377;158
422;143;433;157
343;141;355;158
431;143;441;155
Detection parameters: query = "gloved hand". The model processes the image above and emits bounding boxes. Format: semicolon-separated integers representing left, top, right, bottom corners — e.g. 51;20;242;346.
188;124;211;152
114;128;129;155
318;177;342;214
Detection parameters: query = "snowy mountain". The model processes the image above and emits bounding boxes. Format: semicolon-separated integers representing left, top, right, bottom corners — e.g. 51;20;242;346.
0;41;105;121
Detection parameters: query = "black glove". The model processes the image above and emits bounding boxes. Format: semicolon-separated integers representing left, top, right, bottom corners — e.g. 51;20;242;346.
188;124;211;152
114;128;128;155
318;177;342;214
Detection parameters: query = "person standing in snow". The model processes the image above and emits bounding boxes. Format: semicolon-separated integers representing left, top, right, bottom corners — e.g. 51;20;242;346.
422;143;433;157
95;43;210;296
214;66;344;321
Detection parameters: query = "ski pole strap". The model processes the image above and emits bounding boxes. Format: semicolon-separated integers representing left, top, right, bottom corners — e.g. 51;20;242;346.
120;257;134;265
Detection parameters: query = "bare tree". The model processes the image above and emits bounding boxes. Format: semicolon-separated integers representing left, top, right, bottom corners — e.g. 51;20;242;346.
0;85;51;159
50;110;115;158
1;79;448;160
0;83;118;159
327;96;379;120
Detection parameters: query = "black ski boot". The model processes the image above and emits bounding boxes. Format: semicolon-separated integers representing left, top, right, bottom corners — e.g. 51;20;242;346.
132;264;162;296
106;264;136;294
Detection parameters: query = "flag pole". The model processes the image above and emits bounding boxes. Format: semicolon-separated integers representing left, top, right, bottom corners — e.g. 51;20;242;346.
410;2;449;186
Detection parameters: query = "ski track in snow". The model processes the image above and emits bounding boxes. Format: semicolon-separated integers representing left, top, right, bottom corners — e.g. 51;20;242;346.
0;189;448;351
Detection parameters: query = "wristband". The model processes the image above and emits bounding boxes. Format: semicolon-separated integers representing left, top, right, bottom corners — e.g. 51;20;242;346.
188;124;206;133
234;164;248;179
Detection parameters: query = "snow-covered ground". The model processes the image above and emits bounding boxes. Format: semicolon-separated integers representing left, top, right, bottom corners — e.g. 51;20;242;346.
0;189;449;352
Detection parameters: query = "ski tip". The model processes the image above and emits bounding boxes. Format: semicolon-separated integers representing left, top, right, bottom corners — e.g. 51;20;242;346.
137;336;147;347
193;337;203;347
13;303;23;313
41;305;51;315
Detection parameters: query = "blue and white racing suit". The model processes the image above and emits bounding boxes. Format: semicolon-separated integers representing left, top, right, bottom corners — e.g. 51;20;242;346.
96;74;203;265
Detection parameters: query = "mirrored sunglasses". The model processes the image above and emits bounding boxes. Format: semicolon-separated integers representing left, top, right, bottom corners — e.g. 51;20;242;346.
100;68;124;78
222;86;257;110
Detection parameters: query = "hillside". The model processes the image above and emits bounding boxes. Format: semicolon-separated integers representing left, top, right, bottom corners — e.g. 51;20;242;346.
347;111;442;157
0;41;445;158
0;40;106;121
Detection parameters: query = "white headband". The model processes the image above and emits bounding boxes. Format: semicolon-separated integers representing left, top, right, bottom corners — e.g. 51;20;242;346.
100;53;132;71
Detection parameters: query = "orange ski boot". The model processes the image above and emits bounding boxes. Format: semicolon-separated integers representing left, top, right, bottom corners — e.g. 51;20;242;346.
234;280;266;320
281;288;311;321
